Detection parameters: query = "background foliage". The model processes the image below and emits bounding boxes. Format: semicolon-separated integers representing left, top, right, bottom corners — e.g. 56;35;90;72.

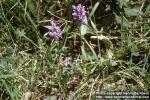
0;0;150;99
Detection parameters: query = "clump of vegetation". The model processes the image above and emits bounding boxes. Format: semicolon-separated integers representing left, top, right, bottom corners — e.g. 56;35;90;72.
0;0;150;99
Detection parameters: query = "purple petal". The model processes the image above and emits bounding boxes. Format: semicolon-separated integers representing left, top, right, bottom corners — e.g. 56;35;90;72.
72;4;86;22
44;21;62;40
43;26;53;30
51;21;56;26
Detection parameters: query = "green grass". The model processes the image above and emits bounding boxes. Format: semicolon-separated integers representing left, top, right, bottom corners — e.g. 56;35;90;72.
0;0;150;100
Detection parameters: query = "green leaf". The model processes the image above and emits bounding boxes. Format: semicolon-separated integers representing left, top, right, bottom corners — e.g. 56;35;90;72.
115;14;130;28
81;45;87;60
104;40;113;49
80;16;91;35
0;74;17;79
145;4;150;15
0;57;15;70
124;7;141;17
90;19;97;31
88;1;100;20
111;61;118;66
106;49;113;60
80;21;89;36
80;24;87;35
80;23;94;35
117;0;129;8
27;0;36;14
15;29;26;38
132;52;139;56
81;45;98;61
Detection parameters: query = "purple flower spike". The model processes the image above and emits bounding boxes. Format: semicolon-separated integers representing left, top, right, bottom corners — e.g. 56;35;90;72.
72;4;86;22
44;21;62;40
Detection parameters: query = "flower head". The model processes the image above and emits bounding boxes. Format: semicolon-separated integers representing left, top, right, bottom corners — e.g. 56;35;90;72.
72;4;86;22
44;21;62;40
